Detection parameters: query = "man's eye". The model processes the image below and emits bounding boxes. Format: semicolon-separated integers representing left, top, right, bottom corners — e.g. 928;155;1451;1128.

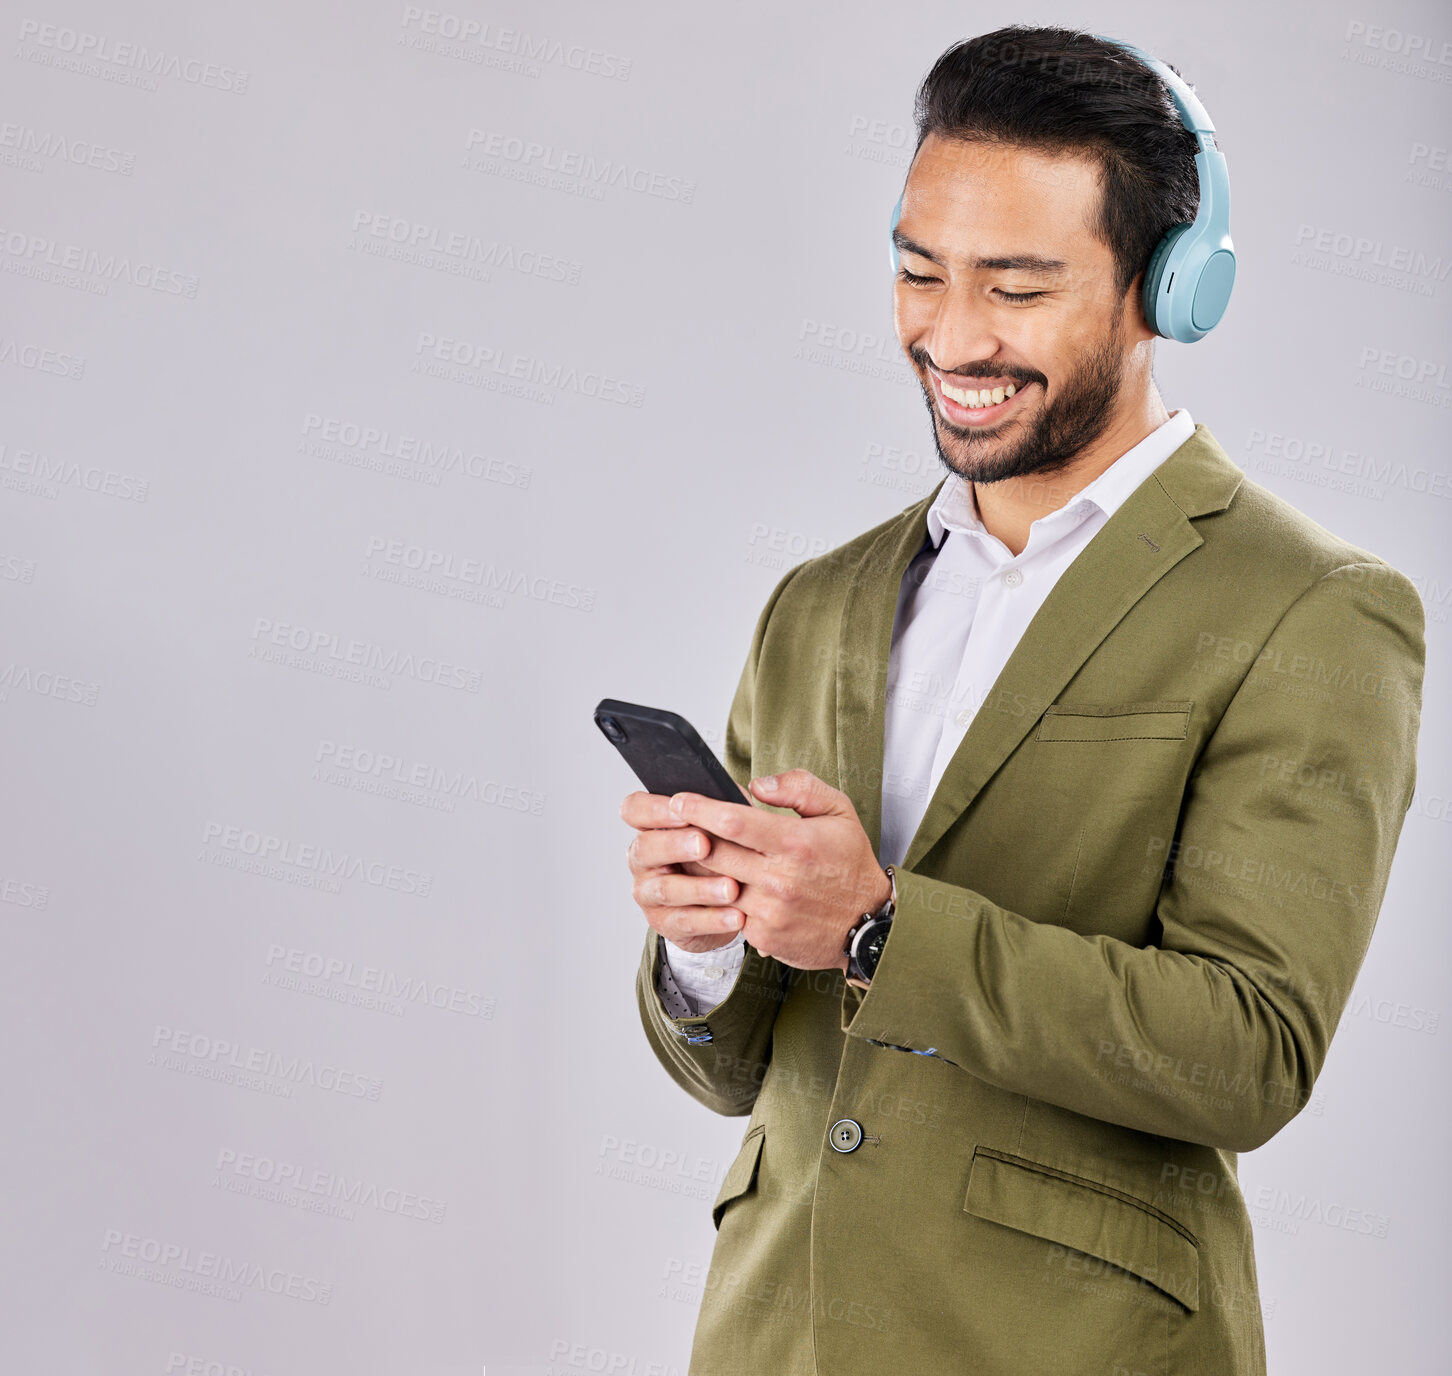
896;271;1044;303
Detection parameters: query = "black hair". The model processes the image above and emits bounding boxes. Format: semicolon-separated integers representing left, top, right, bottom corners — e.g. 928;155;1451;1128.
911;26;1203;299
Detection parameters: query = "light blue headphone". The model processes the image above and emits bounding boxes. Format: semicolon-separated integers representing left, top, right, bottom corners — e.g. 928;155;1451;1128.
888;35;1235;343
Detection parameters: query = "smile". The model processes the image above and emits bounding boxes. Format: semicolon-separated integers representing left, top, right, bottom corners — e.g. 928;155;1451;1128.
930;370;1031;426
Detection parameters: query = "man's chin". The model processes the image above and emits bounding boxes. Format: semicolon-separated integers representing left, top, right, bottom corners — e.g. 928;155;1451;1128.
933;416;1023;474
937;413;1018;443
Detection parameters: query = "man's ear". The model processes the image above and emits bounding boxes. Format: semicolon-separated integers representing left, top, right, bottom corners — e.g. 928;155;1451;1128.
1124;269;1157;345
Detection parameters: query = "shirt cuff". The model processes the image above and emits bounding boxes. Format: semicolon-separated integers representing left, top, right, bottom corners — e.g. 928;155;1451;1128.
656;931;747;1017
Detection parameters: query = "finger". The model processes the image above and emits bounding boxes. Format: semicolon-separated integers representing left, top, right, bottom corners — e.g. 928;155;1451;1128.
630;826;715;871
659;906;747;944
630;829;765;886
748;768;851;820
636;866;740;913
666;790;795;856
620;790;698;831
660;831;776;892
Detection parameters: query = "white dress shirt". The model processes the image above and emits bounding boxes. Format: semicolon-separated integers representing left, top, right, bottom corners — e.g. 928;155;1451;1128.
656;408;1196;1017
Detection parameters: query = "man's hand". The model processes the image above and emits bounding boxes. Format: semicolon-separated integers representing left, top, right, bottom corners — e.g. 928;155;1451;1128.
620;789;750;955
659;769;892;971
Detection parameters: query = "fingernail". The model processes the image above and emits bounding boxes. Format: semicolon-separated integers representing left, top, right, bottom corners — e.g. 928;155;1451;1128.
715;880;732;900
690;834;705;857
756;775;777;792
722;910;740;929
669;794;685;815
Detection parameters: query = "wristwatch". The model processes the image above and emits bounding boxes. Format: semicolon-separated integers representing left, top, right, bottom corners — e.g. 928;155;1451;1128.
844;864;896;988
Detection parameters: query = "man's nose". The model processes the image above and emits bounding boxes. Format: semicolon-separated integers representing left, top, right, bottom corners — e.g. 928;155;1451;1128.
921;292;1005;379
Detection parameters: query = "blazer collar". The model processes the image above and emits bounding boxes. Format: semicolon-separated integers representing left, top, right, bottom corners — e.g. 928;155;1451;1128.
835;423;1244;873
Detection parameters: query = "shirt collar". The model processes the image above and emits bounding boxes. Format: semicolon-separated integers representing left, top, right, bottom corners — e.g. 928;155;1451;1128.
925;407;1196;550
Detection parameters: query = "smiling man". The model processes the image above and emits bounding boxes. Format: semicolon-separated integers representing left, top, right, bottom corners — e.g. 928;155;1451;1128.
619;26;1424;1376
901;140;1149;501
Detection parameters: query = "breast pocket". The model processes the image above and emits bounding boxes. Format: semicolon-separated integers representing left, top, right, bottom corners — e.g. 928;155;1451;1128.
1026;700;1198;938
963;1145;1200;1313
1035;700;1193;742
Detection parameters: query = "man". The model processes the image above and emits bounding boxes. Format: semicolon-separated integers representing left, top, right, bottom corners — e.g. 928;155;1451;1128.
618;26;1424;1376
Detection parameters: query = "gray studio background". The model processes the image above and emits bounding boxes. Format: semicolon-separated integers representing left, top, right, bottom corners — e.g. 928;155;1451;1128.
2;2;1448;1373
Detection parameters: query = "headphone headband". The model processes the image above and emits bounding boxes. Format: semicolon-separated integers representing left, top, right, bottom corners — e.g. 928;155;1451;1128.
1099;36;1215;135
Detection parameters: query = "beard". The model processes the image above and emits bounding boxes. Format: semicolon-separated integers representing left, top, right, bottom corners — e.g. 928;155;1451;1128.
913;315;1127;486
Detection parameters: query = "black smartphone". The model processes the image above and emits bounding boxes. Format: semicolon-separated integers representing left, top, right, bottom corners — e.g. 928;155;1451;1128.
594;698;748;804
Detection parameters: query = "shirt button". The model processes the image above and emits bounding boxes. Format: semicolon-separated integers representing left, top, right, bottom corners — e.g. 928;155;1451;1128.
703;966;725;981
956;708;973;727
1002;567;1023;587
829;1118;863;1153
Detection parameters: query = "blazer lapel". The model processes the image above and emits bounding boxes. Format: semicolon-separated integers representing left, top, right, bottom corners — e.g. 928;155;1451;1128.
835;485;942;861
835;424;1245;871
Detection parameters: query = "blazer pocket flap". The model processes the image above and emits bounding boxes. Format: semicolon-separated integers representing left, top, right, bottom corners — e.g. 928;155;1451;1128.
964;1148;1200;1313
712;1125;765;1230
1037;700;1193;742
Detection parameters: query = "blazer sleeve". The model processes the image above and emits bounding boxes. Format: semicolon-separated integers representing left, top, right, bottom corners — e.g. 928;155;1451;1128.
633;563;803;1116
841;561;1426;1152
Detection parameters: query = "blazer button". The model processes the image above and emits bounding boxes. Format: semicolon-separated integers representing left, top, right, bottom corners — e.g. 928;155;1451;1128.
829;1118;863;1153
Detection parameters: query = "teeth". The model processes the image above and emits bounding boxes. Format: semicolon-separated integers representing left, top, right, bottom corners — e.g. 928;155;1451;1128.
940;379;1018;409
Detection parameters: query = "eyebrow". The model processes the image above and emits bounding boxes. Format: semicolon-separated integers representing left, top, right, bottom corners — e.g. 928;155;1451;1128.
892;230;1068;275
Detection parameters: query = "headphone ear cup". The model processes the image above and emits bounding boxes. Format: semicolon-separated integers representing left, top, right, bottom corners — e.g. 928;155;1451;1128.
1141;226;1187;338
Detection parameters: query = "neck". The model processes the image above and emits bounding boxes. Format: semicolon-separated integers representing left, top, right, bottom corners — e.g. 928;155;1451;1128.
972;387;1169;556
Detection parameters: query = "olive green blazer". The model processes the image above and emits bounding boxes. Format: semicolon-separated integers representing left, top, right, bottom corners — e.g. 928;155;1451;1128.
634;424;1424;1375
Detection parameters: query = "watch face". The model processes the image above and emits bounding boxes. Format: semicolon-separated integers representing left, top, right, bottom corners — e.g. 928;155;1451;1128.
862;927;890;969
856;918;892;980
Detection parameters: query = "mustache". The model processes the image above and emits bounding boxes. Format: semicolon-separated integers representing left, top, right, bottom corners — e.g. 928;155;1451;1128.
910;346;1044;391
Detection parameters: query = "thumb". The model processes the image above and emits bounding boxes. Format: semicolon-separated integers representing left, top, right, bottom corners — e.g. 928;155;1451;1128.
750;769;849;819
